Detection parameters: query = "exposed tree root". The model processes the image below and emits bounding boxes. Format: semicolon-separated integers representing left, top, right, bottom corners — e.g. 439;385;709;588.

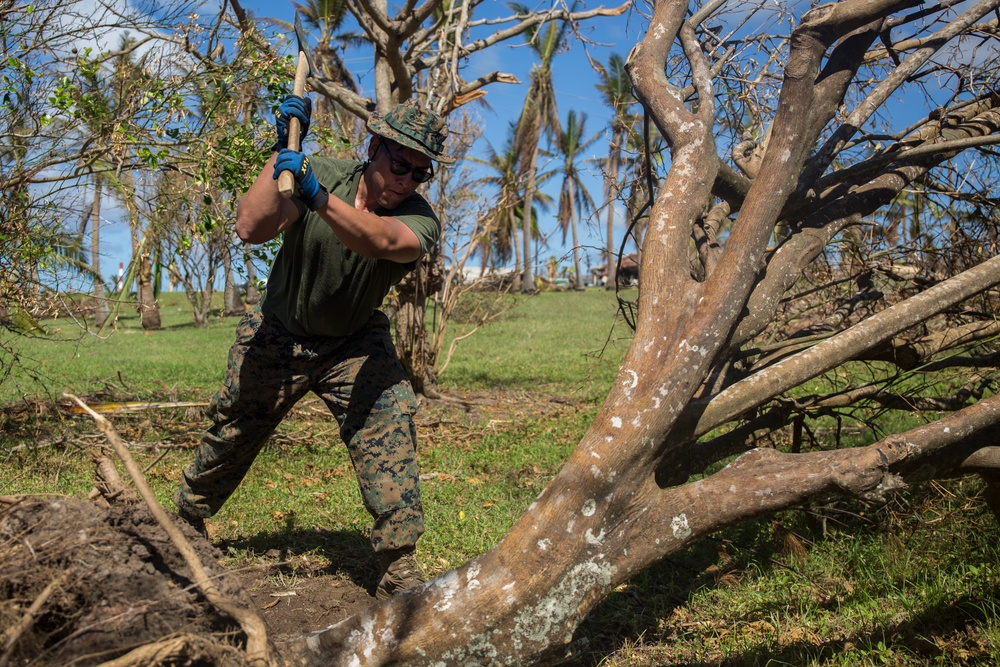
0;574;68;667
88;450;137;506
94;633;246;667
65;393;276;667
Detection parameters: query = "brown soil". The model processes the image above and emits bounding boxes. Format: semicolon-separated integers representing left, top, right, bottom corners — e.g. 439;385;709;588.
235;560;373;639
0;495;375;667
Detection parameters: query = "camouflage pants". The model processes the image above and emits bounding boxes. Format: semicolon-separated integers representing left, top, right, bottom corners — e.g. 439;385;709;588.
174;309;423;553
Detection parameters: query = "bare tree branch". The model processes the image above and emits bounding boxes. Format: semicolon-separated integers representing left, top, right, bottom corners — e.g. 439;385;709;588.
688;253;1000;443
802;0;1000;185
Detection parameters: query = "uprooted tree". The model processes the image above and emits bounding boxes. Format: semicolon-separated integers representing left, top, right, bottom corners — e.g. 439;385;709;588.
274;0;1000;664
7;0;1000;664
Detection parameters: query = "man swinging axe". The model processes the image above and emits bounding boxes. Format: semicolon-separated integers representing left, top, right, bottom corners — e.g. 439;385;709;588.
174;13;454;599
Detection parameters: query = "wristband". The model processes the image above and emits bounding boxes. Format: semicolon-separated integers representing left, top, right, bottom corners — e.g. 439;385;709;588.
308;187;330;212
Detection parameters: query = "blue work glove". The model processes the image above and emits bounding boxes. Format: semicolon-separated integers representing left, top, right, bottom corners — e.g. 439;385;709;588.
273;148;328;211
274;94;311;150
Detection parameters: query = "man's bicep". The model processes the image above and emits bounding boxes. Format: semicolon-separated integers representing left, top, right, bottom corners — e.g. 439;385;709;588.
396;212;440;255
385;217;423;264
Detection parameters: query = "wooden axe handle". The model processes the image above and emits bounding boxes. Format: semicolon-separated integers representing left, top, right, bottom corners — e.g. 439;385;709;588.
277;51;309;199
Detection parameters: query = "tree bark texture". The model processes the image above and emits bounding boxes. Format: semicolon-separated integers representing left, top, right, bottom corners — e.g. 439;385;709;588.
394;252;443;396
138;252;161;330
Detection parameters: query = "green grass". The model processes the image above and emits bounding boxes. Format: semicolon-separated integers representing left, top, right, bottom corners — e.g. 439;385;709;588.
1;288;632;404
1;292;238;404
438;288;632;399
0;287;624;571
3;288;1000;666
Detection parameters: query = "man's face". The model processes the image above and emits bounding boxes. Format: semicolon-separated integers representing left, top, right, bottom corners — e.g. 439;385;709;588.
367;138;433;209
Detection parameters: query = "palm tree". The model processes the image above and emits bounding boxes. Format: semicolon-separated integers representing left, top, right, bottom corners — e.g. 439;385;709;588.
594;52;638;288
474;124;557;281
472;124;523;275
510;2;573;292
554;109;600;290
112;36;161;329
73;44;129;329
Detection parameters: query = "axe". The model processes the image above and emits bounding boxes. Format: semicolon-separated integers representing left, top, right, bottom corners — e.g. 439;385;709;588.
277;13;318;199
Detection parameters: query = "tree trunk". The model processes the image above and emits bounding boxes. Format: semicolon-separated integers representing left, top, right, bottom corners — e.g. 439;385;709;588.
510;207;523;292
137;251;161;330
520;141;542;293
125;190;160;331
603;135;621;289
394;251;443;396
192;299;210;329
223;242;246;317
568;178;584;290
266;0;1000;664
282;384;1000;666
91;177;110;329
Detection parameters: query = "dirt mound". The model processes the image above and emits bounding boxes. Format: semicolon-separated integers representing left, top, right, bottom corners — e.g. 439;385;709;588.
0;497;253;666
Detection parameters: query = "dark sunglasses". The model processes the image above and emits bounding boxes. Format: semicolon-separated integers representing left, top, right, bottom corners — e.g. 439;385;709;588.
378;141;435;183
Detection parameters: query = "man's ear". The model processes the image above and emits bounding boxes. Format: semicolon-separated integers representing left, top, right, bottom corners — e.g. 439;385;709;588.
367;137;379;160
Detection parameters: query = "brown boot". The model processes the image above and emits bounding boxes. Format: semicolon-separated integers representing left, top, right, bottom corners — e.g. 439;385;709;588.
376;547;424;600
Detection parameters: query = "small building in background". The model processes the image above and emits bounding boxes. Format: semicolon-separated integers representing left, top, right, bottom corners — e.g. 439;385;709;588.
591;253;640;287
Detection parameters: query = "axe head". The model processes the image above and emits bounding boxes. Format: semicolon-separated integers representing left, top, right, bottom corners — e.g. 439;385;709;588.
293;12;318;79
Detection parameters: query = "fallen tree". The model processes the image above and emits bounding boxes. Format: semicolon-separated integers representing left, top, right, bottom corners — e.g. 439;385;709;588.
274;0;1000;664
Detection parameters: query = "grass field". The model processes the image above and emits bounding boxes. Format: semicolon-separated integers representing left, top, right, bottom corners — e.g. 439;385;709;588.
2;290;999;666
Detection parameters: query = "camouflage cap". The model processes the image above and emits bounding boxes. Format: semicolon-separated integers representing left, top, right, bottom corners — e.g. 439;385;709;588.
367;99;455;164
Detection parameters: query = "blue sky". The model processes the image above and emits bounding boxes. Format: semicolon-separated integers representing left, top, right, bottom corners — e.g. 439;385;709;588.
87;0;643;285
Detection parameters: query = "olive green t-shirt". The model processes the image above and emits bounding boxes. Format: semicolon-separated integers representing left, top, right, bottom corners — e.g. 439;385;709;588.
260;157;440;337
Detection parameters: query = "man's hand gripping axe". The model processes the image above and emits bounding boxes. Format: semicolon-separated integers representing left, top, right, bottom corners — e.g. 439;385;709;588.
277;13;319;199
